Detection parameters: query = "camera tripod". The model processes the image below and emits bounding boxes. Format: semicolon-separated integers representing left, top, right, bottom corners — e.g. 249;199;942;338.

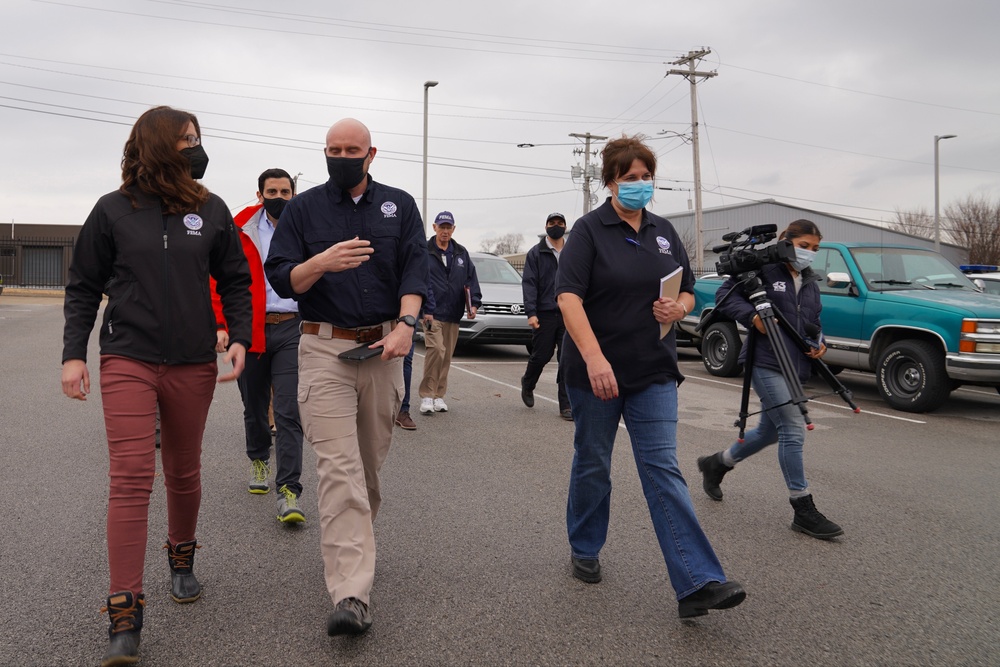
703;269;860;440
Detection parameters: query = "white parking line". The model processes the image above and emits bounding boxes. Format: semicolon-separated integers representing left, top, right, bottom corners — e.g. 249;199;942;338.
684;374;927;424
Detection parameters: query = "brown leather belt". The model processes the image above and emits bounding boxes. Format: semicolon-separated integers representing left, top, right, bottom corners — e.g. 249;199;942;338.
265;312;298;325
301;322;383;343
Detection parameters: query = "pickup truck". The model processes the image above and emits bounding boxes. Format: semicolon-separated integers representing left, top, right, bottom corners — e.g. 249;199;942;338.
678;242;1000;412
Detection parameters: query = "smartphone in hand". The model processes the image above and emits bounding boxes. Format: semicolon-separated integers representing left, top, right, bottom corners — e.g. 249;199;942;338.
338;345;384;361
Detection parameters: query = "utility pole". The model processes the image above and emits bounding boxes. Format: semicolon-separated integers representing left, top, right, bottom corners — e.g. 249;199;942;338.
570;132;607;214
667;48;716;274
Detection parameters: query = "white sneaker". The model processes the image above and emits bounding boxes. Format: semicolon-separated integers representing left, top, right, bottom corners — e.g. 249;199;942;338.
433;398;448;412
419;397;434;414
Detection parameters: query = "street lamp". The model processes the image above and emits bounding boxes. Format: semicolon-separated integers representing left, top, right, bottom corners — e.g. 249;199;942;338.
422;80;438;236
934;134;957;252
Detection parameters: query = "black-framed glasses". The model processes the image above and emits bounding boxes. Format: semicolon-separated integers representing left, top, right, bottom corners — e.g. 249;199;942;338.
181;134;201;148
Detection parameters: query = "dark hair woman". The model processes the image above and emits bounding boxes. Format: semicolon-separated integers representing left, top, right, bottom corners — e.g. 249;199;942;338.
698;219;844;540
556;134;746;619
61;106;252;666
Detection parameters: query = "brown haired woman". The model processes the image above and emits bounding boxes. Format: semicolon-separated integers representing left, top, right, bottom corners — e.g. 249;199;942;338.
61;106;252;666
556;134;746;618
698;219;844;540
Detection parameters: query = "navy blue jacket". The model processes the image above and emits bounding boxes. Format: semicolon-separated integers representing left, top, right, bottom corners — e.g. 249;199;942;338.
715;263;822;382
426;238;482;323
522;237;559;318
264;177;428;328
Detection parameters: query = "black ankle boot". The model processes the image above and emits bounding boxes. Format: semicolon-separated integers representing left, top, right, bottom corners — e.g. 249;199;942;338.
101;591;144;667
790;494;844;540
164;539;202;603
697;452;733;501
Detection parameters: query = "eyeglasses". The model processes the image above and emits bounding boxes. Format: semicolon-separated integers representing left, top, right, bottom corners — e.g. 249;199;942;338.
180;134;201;148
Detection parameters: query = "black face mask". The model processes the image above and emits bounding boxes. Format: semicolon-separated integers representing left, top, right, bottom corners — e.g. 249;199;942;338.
326;154;368;191
262;197;289;220
546;225;566;240
180;145;209;180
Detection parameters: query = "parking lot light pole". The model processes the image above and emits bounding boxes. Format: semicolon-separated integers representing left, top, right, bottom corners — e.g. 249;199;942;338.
422;81;439;236
934;134;956;252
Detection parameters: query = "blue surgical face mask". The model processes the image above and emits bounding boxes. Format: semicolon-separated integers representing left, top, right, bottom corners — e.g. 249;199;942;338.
614;180;654;211
791;247;816;271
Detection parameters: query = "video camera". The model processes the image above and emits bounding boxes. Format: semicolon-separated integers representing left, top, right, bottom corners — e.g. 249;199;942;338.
712;224;796;277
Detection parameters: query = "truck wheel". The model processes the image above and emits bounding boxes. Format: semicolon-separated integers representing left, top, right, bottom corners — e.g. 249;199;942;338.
701;321;743;377
876;340;950;412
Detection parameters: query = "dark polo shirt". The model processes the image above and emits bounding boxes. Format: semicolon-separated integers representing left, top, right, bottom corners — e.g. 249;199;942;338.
555;198;695;395
265;176;428;328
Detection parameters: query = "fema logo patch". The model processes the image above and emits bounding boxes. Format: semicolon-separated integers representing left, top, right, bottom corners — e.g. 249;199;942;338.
381;201;398;218
655;236;672;254
183;214;203;230
457;257;464;266
773;281;787;292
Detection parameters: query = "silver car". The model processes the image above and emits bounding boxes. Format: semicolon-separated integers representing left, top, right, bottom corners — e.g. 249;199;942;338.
458;252;533;348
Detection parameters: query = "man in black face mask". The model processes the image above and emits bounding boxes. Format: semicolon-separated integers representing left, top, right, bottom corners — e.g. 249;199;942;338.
264;119;428;637
212;168;306;525
521;212;572;420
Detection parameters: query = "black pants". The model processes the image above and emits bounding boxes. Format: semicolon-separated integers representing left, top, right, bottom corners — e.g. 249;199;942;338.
237;316;304;496
521;309;569;411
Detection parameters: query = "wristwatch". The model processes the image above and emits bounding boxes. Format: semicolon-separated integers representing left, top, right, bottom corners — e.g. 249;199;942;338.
395;315;417;327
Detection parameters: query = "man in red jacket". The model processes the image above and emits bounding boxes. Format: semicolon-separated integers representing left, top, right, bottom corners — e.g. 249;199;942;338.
214;168;305;524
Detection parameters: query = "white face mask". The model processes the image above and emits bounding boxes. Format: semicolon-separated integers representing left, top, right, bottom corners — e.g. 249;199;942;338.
791;247;816;271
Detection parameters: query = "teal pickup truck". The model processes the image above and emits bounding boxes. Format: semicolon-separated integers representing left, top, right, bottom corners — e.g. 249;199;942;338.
678;242;1000;412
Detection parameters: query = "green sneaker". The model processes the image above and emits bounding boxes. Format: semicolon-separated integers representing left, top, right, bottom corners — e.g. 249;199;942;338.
249;459;270;494
277;485;305;524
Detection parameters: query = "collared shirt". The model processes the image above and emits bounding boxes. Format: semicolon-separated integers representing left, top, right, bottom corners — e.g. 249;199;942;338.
255;209;298;314
556;198;695;395
545;236;562;262
264;177;428;328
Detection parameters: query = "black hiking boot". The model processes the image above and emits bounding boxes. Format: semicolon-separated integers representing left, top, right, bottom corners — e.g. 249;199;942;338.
697;452;733;501
100;591;144;667
165;539;202;603
790;494;844;540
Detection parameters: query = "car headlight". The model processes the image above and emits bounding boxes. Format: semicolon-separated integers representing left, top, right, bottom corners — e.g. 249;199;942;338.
960;319;1000;353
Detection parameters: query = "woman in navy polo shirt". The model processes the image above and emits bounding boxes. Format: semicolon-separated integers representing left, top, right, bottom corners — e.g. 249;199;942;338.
556;135;745;618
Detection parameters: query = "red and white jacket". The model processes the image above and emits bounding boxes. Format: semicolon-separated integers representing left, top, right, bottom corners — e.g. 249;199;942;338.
211;204;273;354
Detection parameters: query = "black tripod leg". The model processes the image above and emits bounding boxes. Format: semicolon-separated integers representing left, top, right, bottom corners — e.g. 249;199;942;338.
772;317;861;413
736;329;756;441
757;307;813;430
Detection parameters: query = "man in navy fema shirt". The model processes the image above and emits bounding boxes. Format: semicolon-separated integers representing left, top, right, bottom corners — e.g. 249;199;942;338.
265;118;428;637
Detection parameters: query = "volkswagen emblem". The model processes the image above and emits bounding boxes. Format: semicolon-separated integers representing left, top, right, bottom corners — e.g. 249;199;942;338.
511;304;524;315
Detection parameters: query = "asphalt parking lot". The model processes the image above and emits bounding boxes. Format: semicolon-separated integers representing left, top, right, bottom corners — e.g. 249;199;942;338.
1;294;998;666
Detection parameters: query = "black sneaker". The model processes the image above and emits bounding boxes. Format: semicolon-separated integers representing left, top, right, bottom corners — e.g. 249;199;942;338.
790;494;844;540
327;597;372;636
677;581;746;618
571;556;602;583
521;380;535;408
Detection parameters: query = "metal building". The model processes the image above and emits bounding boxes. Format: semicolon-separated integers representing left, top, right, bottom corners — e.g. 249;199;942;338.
660;199;968;274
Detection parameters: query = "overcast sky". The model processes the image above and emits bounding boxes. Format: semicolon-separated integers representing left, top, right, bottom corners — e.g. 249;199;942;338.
2;0;997;255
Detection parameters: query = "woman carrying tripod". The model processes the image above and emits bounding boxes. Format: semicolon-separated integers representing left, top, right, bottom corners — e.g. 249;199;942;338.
697;219;844;540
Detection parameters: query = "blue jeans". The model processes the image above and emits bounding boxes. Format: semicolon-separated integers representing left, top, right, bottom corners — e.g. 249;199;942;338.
566;381;727;599
727;365;807;492
401;341;415;413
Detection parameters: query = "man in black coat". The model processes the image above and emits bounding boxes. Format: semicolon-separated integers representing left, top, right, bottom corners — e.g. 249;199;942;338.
520;212;571;420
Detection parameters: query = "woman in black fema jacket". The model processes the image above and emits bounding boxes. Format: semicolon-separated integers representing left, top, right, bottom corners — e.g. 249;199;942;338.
697;219;844;541
61;106;252;667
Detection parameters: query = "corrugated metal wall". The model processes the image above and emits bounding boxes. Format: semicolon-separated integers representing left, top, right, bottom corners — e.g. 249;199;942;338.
661;200;968;267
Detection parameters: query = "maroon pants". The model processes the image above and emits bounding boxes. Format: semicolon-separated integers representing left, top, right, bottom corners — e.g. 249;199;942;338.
99;355;216;594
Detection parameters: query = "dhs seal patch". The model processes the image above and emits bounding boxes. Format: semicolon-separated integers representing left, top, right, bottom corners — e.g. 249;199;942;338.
381;201;398;218
655;236;672;254
183;214;203;230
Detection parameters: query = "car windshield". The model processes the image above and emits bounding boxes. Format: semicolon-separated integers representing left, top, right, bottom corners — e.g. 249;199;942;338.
472;256;522;284
849;247;977;291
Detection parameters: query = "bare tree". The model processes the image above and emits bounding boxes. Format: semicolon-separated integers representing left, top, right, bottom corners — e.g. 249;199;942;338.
889;206;934;239
944;195;1000;265
479;232;525;256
